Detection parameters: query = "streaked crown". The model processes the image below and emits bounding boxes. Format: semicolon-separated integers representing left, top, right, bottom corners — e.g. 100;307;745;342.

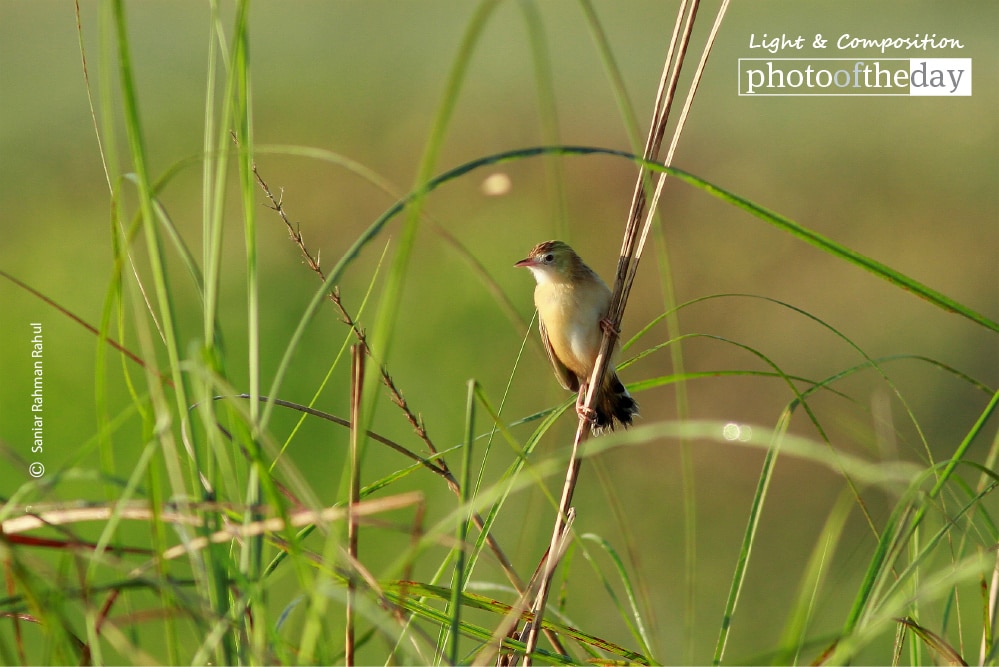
530;240;572;264
515;240;603;288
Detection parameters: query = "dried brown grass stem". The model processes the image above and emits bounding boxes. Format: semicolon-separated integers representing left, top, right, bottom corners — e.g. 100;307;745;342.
520;1;732;662
250;161;571;653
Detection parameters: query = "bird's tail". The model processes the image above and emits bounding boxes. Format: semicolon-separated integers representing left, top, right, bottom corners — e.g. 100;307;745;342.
593;372;638;435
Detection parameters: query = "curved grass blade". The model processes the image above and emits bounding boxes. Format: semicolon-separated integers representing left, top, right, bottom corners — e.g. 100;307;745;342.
773;490;855;664
842;390;999;643
264;144;996;434
580;533;656;659
898;617;968;666
713;406;790;666
383;581;652;665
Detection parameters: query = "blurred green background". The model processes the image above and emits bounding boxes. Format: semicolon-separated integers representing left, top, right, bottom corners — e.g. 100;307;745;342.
1;1;996;663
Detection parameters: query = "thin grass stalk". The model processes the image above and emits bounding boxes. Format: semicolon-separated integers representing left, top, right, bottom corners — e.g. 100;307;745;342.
908;527;924;666
73;3;124;554
521;1;715;660
467;386;570;658
863;478;999;641
250;165;442;461
109;2;198;661
579;534;655;657
110;0;192;495
202;0;227;350
892;619;907;666
674;319;697;662
91;0;129;556
221;4;269;660
448;380;477;664
195;18;237;643
359;0;502;457
518;0;569;239
129;294;182;665
518;51;678;667
476;511;577;667
773;490;854;665
712;408;790;665
635;0;730;277
250;162;540;611
578;3;681;651
3;552;25;665
347;345;364;666
579;0;697;652
982;550;998;664
844;389;999;643
74;0;113;193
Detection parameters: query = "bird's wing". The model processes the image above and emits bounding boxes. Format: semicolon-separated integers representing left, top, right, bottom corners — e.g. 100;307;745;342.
539;319;579;392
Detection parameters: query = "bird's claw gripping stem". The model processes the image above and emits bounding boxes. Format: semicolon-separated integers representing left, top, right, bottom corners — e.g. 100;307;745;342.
575;385;598;424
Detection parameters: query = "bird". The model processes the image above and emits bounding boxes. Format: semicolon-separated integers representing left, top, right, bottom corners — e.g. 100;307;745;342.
515;240;638;433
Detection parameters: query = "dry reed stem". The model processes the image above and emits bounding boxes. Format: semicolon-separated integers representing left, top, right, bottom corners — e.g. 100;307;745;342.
346;344;363;666
520;0;732;662
983;550;999;665
1;493;424;577
480;510;575;667
250;162;438;457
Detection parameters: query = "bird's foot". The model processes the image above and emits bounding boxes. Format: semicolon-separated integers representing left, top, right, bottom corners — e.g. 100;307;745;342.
575;385;598;424
599;316;619;337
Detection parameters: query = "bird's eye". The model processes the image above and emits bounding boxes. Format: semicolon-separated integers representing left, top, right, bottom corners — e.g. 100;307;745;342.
543;254;554;263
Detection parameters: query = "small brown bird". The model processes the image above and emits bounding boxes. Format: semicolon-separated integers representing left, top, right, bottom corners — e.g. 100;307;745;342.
515;240;638;433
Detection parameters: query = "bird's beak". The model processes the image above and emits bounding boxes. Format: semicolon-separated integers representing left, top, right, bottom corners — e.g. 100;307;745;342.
514;257;535;268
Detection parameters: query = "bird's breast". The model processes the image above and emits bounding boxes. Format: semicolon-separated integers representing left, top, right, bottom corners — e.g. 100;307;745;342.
534;280;610;377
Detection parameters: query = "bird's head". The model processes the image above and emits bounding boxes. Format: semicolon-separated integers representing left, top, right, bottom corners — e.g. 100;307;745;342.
514;240;581;284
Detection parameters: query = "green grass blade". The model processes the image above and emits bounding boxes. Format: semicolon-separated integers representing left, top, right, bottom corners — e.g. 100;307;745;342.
360;0;503;448
774;490;855;664
518;0;569;238
580;533;656;659
448;380;478;664
843;390;999;639
431;145;999;333
383;581;652;665
713;407;790;666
